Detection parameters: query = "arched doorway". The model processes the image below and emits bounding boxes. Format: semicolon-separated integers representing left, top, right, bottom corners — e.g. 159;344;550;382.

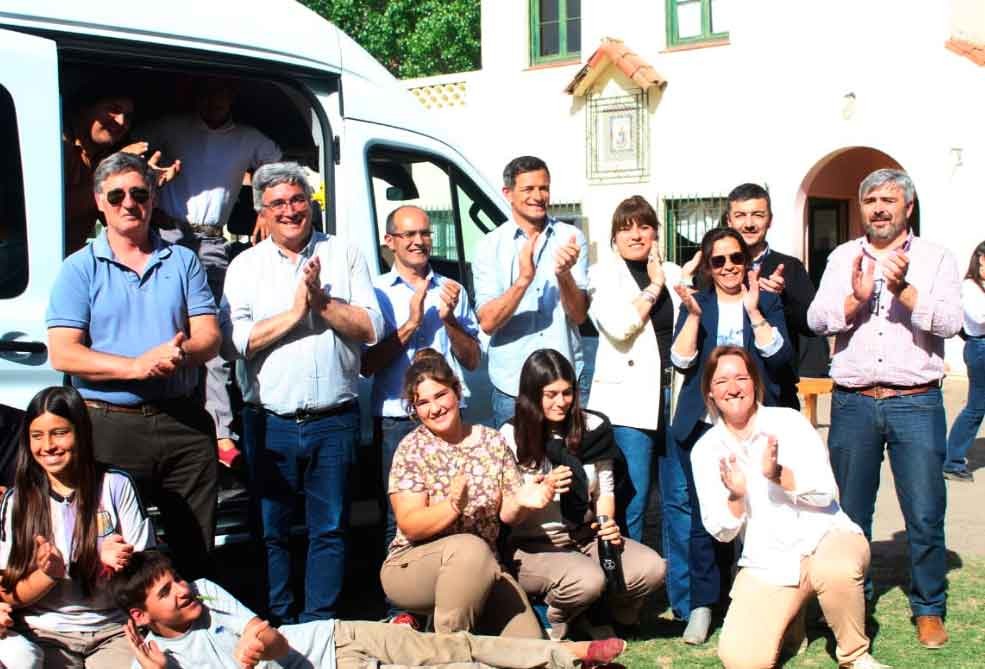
797;147;917;286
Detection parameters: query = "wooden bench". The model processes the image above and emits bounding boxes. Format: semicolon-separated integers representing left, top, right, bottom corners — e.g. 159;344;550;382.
797;377;834;427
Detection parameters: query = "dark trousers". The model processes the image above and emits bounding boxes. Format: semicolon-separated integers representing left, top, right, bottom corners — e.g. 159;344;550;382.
677;421;734;611
242;403;358;624
88;398;217;579
374;416;417;617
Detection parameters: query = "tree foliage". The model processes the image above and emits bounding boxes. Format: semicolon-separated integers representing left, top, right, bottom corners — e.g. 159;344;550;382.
301;0;481;78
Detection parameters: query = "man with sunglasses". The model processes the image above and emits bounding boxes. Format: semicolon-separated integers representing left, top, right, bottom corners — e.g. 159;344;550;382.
808;168;961;650
46;151;221;581
725;183;829;409
223;162;383;625
361;205;480;621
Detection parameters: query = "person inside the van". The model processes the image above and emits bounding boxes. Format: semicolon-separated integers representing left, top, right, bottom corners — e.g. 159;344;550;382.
472;156;590;429
0;385;155;669
63;87;179;253
135;77;282;469
224;161;383;626
361;204;481;623
46;152;221;583
112;549;626;669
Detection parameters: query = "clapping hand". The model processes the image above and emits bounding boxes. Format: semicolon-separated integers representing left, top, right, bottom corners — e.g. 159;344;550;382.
234;618;271;669
515;475;556;510
518;231;540;283
438;280;462;321
125;619;167;669
146;151;181;187
302;257;326;310
406;278;428;329
719;454;747;500
675;283;702;317
0;602;13;638
646;249;665;289
881;249;909;295
555;234;580;276
741;267;762;316
448;473;470;515
133;332;186;380
547;465;573;495
761;434;780;481
100;533;135;573
680;250;702;284
758;263;785;294
851;252;876;303
34;535;66;580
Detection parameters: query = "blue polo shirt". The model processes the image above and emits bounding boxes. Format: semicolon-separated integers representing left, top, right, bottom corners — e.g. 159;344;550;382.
370;268;479;417
472;217;588;396
46;230;217;405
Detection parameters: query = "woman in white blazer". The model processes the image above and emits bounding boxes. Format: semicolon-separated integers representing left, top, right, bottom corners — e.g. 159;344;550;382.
587;195;697;621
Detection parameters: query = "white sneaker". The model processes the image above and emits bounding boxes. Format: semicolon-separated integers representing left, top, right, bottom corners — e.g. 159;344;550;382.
841;652;890;669
682;606;712;645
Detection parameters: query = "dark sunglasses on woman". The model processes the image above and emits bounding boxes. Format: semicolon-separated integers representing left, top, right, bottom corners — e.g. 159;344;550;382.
709;252;746;269
105;187;151;206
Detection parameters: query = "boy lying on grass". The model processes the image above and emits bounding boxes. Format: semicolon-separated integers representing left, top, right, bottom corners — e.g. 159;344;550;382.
110;550;625;669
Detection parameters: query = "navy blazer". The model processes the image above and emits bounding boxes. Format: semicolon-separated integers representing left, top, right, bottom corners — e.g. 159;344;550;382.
669;288;794;445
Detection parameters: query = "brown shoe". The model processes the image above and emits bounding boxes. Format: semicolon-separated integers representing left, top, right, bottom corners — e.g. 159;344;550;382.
915;615;948;648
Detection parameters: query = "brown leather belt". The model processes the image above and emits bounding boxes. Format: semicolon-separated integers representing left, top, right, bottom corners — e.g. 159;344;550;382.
85;399;163;416
189;223;224;238
834;381;939;400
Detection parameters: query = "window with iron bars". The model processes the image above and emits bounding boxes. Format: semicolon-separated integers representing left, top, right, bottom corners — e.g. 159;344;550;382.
662;195;727;264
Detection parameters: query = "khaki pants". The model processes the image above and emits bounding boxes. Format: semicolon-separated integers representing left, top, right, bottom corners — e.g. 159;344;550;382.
509;536;666;627
381;534;542;638
334;620;578;669
22;625;131;669
718;530;871;669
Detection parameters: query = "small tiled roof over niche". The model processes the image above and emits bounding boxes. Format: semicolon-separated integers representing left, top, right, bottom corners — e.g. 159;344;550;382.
564;38;667;96
946;37;985;66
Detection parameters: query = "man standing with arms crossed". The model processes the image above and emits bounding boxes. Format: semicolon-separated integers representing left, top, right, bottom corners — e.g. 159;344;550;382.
362;205;481;620
472;156;589;428
808;168;961;649
224;162;382;625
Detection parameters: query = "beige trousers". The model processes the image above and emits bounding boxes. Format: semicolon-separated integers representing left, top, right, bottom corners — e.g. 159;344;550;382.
334;620;579;669
718;530;871;669
381;533;543;638
22;624;131;669
509;536;666;626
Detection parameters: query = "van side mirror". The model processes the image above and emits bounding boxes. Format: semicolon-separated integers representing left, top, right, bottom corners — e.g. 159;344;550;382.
385;186;405;201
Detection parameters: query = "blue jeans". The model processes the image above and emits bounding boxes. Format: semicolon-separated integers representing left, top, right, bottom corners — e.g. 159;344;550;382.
828;388;948;616
491;386;515;429
945;338;985;473
379;416;416;617
242;403;358;624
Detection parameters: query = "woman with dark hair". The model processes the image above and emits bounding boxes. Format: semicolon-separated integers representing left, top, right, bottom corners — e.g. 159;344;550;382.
0;385;154;667
692;346;884;669
944;241;985;481
669;226;793;644
587;195;698;622
380;349;560;639
501;349;666;640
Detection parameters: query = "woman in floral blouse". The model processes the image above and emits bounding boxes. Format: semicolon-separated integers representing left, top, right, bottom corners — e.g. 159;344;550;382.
380;349;557;637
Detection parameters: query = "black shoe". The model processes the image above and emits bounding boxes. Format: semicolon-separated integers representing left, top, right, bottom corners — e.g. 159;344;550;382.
943;470;974;482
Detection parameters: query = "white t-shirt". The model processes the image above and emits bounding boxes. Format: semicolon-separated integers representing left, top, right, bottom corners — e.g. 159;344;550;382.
500;413;614;545
716;299;745;347
139;579;336;669
0;470;155;632
961;278;985;337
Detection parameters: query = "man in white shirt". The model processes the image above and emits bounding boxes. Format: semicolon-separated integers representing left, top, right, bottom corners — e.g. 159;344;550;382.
138;78;282;463
224;162;383;625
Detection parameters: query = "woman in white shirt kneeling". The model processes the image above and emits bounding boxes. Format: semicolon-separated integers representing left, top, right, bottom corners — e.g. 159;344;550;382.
501;348;666;641
692;345;886;669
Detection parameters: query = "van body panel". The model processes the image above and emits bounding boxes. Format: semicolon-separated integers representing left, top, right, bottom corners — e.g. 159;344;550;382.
0;28;64;406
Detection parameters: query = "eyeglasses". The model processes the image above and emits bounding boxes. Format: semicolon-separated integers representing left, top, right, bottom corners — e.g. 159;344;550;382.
105;187;150;206
262;194;309;212
389;229;433;241
710;252;746;269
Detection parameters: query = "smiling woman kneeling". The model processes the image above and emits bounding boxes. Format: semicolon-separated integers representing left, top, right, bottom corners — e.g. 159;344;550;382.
380;349;556;638
692;346;886;669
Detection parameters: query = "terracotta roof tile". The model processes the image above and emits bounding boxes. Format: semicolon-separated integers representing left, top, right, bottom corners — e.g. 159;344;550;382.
946;37;985;66
565;38;667;96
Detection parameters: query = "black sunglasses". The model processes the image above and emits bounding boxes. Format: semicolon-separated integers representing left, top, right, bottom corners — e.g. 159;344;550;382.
709;252;746;269
105;187;151;206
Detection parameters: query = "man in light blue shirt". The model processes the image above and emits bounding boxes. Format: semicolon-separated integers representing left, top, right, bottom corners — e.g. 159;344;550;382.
361;206;480;615
46;151;220;580
472;156;589;428
223;162;383;625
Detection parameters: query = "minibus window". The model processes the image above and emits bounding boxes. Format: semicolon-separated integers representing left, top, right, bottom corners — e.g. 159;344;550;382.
0;85;27;299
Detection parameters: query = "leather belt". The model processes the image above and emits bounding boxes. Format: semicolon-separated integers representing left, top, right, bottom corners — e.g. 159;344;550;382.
261;400;357;423
85;399;163;416
834;381;939;400
189;223;224;238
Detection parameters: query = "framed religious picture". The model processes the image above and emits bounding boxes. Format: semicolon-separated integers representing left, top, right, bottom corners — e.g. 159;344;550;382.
587;89;649;183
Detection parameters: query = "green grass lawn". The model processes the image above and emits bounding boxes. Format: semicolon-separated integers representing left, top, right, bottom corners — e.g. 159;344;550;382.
620;557;985;668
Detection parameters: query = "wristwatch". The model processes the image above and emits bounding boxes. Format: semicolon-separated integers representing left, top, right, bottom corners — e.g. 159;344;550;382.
769;463;783;484
751;319;770;330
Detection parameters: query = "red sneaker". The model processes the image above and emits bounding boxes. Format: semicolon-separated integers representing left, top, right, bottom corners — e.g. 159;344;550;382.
584;638;626;667
217;443;241;468
389;613;420;630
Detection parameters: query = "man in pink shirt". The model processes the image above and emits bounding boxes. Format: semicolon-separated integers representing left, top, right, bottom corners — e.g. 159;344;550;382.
807;169;961;650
